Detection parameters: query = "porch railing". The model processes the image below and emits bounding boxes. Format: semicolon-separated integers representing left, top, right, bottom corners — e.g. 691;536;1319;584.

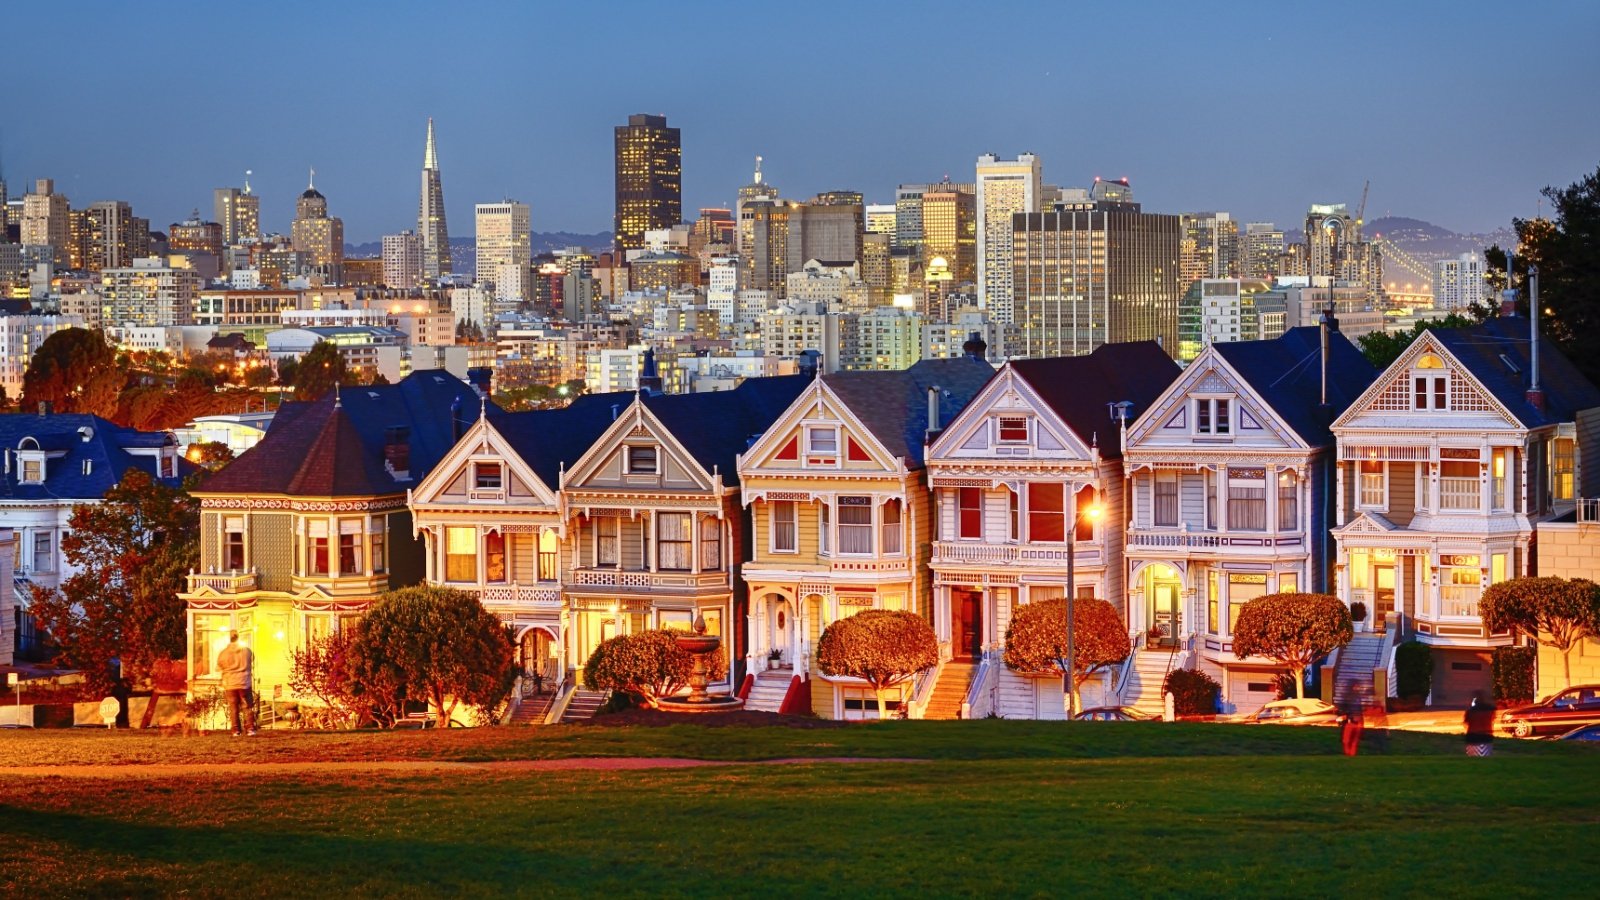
186;570;258;594
963;650;1002;720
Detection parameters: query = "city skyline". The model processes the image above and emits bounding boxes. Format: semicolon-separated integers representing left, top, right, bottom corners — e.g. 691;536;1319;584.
5;1;1597;241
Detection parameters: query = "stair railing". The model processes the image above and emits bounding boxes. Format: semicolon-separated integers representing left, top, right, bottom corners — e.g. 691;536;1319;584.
963;650;1001;720
1114;629;1140;705
907;655;945;720
543;670;575;725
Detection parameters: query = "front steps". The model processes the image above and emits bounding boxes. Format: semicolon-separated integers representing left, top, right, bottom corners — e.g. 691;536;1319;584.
559;690;608;723
923;661;976;719
1333;633;1387;708
1123;648;1181;717
744;668;794;713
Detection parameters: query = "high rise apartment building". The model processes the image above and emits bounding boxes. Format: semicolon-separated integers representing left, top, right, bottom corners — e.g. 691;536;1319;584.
82;201;149;272
290;175;344;281
1013;193;1182;358
894;184;928;256
735;157;778;256
21;179;70;266
739;197;790;296
1303;204;1381;295
418;118;451;280
786;195;862;271
382;231;422;289
214;183;261;245
921;181;976;286
475;201;532;295
1242;222;1285;280
168;214;223;260
614;113;682;254
1433;253;1489;311
101;257;200;327
975;153;1041;325
1178;211;1240;285
865;204;896;236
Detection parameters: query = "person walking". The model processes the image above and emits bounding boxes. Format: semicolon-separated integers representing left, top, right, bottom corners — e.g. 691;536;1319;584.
217;631;257;737
1464;692;1496;757
1339;696;1364;756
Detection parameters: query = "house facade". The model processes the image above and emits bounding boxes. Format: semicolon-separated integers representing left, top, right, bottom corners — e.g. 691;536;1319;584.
737;355;993;719
925;342;1180;719
1122;326;1376;713
1331;319;1600;705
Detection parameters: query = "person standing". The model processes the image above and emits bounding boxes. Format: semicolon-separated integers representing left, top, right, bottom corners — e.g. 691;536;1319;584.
1464;692;1496;757
1338;696;1364;756
217;631;257;737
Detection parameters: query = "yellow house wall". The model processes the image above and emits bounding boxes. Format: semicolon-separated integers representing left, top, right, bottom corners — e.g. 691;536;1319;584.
1533;522;1600;697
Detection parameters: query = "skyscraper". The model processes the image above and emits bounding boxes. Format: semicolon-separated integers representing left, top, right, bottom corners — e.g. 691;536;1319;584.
1013;188;1182;358
418;118;451;280
614;113;682;255
736;156;779;257
215;179;261;245
21;179;70;267
1242;222;1285;280
475;201;532;298
921;181;976;288
290;171;344;282
382;231;422;289
84;201;145;272
1433;253;1489;311
976;153;1041;325
1178;211;1241;286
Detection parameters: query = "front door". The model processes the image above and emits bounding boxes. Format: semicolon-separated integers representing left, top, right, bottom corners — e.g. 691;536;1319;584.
953;589;983;660
771;600;791;667
1375;565;1395;630
1151;582;1180;648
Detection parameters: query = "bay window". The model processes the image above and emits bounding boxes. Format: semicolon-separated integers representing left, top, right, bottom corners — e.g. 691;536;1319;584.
658;513;692;571
1075;486;1097;541
338;519;363;575
881;499;903;555
1154;473;1178;527
224;516;245;570
538;530;559;581
596;516;620;566
699;517;722;571
1229;573;1267;631
839;496;873;554
308;520;330;576
1277;471;1298;530
1008;488;1020;542
1227;469;1267;531
771;501;797;552
485;530;506;582
371;516;387;574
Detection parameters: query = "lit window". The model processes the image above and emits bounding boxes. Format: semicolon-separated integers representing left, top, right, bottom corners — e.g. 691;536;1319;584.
1359;460;1386;508
20;458;42;484
1027;483;1065;542
338;519;363;575
308;520;330;576
445;526;477;581
1277;471;1299;530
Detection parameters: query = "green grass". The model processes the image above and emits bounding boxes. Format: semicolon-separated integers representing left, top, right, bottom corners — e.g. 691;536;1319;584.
2;724;1596;897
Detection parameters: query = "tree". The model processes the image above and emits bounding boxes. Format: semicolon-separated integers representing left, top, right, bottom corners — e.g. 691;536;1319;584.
1003;597;1131;716
1482;577;1600;690
1357;313;1480;370
1230;593;1352;699
26;469;199;691
816;609;939;718
21;327;126;419
287;629;378;729
456;319;486;343
583;630;696;708
1484;164;1600;385
292;341;348;401
187;441;235;471
346;585;517;727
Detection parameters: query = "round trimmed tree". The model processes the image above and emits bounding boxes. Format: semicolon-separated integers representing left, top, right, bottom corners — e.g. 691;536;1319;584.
1003;596;1131;717
1230;592;1352;699
583;630;695;708
816;609;938;719
1482;576;1600;689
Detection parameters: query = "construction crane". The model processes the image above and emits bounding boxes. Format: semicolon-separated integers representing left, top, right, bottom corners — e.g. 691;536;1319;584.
1356;180;1370;228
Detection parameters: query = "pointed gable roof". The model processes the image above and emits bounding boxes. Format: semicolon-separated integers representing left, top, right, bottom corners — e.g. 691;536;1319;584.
643;374;810;485
1211;326;1378;446
1007;342;1180;460
489;393;629;490
1429;318;1600;428
819;356;995;467
0;412;187;501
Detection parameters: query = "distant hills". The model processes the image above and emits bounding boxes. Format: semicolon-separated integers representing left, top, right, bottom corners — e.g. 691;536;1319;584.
1287;216;1517;262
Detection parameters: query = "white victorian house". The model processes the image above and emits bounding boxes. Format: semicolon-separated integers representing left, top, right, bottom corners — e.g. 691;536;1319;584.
925;342;1180;719
1331;318;1600;705
1122;325;1376;713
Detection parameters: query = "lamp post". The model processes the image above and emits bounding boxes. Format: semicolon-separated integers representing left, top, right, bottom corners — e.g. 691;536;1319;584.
1064;498;1104;721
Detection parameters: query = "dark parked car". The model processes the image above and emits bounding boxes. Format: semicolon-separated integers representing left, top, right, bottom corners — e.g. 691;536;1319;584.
1498;684;1600;738
1556;723;1600;742
1075;706;1155;722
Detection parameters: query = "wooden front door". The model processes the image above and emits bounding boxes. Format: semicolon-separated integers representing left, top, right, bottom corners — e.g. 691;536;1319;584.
953;590;983;660
1374;565;1395;630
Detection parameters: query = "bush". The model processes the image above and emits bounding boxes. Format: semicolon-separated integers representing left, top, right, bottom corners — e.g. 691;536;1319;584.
1230;593;1351;699
584;630;694;707
1272;672;1299;701
817;609;939;718
1395;641;1433;700
1350;601;1368;624
1492;646;1535;704
1163;668;1221;717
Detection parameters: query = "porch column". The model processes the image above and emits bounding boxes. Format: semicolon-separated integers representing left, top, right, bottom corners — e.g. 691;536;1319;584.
1267;466;1279;539
476;527;487;587
1218;465;1229;533
646;512;657;573
1335;460;1347;527
690;513;701;574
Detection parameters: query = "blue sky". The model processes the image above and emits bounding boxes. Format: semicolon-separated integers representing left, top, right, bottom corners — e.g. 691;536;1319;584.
7;1;1597;241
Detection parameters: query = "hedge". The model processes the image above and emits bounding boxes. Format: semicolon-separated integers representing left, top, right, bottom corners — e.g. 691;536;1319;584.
1163;668;1221;716
1395;640;1433;701
1492;646;1535;704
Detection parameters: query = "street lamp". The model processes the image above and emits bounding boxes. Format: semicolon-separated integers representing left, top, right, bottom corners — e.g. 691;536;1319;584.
1064;497;1104;721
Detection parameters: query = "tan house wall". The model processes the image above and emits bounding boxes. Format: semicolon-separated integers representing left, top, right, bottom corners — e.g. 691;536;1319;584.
1533;522;1600;697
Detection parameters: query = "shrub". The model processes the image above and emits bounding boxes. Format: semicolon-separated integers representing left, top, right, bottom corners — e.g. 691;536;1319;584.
817;609;939;718
1163;668;1221;717
1492;646;1536;704
1350;601;1368;624
1482;577;1600;689
584;630;694;707
1231;593;1352;699
1395;640;1433;700
288;629;368;729
1003;596;1131;715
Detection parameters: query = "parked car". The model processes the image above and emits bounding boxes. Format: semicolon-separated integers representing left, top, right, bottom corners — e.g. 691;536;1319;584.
1556;723;1600;742
1075;706;1155;722
1251;698;1337;724
1499;685;1600;738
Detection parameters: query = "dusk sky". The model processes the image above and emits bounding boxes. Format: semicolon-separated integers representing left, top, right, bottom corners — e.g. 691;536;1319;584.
8;1;1597;242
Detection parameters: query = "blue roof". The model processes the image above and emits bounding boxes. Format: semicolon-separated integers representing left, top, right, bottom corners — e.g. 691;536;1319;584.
1213;326;1379;446
1429;318;1600;428
0;413;185;502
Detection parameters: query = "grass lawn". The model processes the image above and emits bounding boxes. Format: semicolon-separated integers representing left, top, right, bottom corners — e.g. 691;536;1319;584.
2;723;1596;897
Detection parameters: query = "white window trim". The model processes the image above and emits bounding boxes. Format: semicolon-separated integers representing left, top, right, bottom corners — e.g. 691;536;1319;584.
769;500;799;554
1191;395;1235;439
835;495;875;557
1357;461;1388;511
995;415;1029;444
803;424;841;468
624;444;659;476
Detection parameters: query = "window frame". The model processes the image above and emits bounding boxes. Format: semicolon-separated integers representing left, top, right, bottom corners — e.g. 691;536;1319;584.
699;517;722;571
656;512;693;571
338;519;363;576
1027;482;1066;543
625;444;659;475
881;499;903;556
996;415;1028;444
770;500;798;554
595;516;620;566
837;495;874;556
224;516;246;571
473;460;503;490
1358;460;1387;510
444;525;477;582
1192;396;1233;437
957;487;983;540
1153;472;1179;527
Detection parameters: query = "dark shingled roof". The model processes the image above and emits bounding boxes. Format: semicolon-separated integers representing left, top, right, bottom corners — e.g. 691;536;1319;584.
1009;342;1181;460
0;412;186;501
198;371;486;497
1429;317;1600;428
821;356;996;467
644;374;811;485
490;392;636;490
1212;326;1378;446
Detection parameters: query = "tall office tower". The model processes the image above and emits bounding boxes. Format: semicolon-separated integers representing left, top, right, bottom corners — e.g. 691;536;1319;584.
613;113;682;254
0;177;7;235
81;201;145;272
382;230;422;289
290;171;345;281
865;204;896;236
1433;253;1489;311
786;193;863;271
214;179;261;245
418;118;451;280
861;232;892;302
168;212;224;259
735;156;779;256
21;179;70;266
894;184;928;255
1013;189;1182;358
739;197;791;295
693;208;734;249
921;181;976;287
1242;222;1284;279
475;200;532;295
1303;203;1380;295
975;153;1042;325
1178;211;1240;286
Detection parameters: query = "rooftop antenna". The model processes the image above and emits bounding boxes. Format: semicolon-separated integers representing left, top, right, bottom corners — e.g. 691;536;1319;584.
308;167;315;190
243;169;252;194
753;155;763;185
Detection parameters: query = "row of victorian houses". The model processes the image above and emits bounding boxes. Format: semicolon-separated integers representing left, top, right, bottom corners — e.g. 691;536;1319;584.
172;312;1600;721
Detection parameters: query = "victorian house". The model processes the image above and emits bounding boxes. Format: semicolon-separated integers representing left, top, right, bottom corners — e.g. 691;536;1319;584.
181;372;482;700
1330;317;1600;705
737;354;994;719
925;342;1180;719
1122;325;1375;714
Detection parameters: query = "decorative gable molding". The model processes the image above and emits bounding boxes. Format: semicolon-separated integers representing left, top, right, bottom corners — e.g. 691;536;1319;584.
1333;332;1520;432
1126;349;1306;452
737;380;901;477
562;397;717;493
927;365;1091;464
411;417;559;509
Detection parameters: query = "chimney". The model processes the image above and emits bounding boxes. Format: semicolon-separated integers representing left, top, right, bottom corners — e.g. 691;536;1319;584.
1319;305;1335;406
637;347;662;396
962;331;987;360
466;366;492;398
1500;250;1518;317
926;385;942;443
1527;264;1544;413
797;349;821;380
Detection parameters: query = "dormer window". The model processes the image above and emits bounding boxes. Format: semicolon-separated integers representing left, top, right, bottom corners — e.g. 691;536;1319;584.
474;462;502;490
20;457;43;484
997;416;1028;443
1194;397;1231;436
626;445;658;475
808;427;838;455
1413;352;1449;410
